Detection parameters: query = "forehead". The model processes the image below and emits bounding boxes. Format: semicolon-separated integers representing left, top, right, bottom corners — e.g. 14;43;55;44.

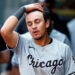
26;11;44;21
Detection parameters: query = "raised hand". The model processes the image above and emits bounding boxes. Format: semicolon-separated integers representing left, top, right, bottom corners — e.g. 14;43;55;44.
24;3;43;12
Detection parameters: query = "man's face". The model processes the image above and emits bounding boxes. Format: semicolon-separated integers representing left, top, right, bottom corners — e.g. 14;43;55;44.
26;11;49;40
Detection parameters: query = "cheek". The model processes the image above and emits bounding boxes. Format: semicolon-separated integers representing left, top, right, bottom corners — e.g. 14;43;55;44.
27;27;34;36
38;24;46;35
27;26;31;32
39;23;46;31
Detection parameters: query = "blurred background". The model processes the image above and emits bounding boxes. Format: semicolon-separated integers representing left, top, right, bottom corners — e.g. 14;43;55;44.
0;0;75;75
0;0;75;25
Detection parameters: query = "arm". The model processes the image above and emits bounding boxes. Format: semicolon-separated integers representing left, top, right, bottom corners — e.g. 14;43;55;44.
0;50;9;63
1;3;43;48
1;16;18;48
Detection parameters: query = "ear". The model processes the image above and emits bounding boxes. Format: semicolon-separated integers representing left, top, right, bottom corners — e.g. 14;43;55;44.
46;19;50;28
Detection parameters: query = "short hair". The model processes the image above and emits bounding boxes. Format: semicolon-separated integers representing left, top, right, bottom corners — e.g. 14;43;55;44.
25;5;53;35
42;5;53;35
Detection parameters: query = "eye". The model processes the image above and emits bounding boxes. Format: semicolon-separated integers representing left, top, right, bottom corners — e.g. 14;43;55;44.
35;19;40;24
27;22;32;26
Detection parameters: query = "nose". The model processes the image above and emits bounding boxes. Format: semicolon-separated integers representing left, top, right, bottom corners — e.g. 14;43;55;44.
32;23;37;29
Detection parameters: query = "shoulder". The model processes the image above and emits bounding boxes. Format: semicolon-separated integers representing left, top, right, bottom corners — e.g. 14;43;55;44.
50;29;67;42
52;38;71;58
18;33;32;44
53;38;69;46
52;38;70;51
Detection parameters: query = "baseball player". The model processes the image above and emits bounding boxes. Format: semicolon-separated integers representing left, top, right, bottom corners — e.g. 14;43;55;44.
1;3;75;75
11;29;71;75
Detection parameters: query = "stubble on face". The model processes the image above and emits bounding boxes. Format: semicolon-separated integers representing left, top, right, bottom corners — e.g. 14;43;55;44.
26;11;48;41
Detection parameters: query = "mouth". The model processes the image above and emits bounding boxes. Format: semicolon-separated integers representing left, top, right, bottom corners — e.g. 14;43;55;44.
33;31;39;35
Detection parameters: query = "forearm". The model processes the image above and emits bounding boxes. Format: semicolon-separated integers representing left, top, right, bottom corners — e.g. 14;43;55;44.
1;16;18;34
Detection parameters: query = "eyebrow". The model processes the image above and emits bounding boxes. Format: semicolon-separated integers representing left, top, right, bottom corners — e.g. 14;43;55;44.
26;21;31;24
27;17;41;22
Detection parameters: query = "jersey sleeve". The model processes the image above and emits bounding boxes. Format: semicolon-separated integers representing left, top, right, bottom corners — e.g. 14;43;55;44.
65;46;75;75
8;34;28;56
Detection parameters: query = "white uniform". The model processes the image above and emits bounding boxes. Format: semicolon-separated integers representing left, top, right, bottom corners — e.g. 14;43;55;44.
11;33;75;75
12;29;71;68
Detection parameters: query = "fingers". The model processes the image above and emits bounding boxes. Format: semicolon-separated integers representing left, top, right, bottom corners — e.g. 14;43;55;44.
24;3;43;12
34;3;43;11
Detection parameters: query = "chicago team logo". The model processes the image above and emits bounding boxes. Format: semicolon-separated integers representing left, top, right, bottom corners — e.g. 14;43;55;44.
27;54;63;74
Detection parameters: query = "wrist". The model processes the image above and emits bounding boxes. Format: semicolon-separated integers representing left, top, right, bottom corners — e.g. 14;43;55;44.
13;6;26;20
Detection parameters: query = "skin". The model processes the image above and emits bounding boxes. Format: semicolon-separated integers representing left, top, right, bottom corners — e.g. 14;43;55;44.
11;65;20;75
0;50;9;63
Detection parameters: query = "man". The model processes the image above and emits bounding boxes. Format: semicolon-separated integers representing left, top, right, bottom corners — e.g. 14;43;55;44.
11;30;71;75
14;0;71;47
1;3;75;75
15;16;71;47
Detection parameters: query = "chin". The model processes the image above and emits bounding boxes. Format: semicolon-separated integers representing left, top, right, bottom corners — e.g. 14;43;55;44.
34;36;43;40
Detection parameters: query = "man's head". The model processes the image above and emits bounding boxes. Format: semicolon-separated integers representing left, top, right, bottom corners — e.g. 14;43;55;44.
25;5;52;40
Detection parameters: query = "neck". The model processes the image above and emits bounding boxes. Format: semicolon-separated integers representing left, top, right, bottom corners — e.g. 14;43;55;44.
34;33;51;46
